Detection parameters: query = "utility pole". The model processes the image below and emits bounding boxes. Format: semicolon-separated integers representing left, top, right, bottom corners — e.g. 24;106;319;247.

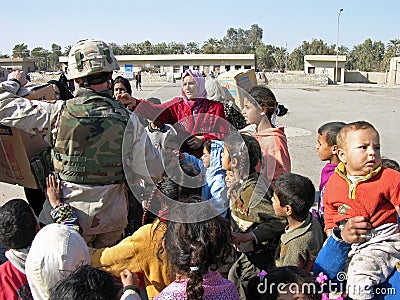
335;8;343;84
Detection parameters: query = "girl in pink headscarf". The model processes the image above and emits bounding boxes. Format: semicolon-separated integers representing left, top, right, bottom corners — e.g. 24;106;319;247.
120;69;229;158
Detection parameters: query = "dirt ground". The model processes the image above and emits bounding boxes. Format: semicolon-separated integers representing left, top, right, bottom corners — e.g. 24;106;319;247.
1;83;399;205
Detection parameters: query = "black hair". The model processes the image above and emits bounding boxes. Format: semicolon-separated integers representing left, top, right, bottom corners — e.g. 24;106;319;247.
113;76;132;95
317;122;346;147
160;196;233;300
49;264;122;300
147;97;162;105
142;163;202;225
247;266;321;300
273;173;315;220
249;86;288;120
48;78;74;100
382;158;400;172
0;199;37;249
225;133;261;174
203;140;212;153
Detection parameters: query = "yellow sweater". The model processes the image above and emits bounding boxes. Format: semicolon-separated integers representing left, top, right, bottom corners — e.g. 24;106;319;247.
90;220;174;299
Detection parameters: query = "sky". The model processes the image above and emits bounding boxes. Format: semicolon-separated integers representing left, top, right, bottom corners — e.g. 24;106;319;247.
1;0;399;56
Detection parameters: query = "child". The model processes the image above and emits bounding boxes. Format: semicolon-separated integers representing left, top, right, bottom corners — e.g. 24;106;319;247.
0;199;37;299
324;121;400;300
145;97;174;153
241;86;291;182
314;121;346;224
223;133;287;299
49;265;141;300
91;165;201;299
154;196;239;300
180;139;229;217
247;266;322;300
272;173;325;272
0;175;79;300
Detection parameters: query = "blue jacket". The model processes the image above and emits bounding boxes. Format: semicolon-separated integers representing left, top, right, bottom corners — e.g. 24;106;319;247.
314;230;400;299
181;140;228;217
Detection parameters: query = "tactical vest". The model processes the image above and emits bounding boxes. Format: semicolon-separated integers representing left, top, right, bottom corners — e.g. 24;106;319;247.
52;90;129;184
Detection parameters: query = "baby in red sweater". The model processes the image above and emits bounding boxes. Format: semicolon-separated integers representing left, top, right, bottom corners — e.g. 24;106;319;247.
324;121;400;300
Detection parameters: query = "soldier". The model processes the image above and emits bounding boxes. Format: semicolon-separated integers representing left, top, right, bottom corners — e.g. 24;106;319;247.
0;40;162;248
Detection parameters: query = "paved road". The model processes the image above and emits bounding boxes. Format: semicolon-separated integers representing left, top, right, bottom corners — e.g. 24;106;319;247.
1;83;399;204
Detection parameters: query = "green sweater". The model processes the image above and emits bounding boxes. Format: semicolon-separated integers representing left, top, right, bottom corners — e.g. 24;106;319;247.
275;212;325;272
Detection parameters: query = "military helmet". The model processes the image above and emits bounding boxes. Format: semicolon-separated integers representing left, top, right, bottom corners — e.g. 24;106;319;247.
66;39;120;80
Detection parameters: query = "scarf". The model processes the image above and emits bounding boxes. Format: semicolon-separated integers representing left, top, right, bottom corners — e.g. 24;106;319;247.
181;69;207;114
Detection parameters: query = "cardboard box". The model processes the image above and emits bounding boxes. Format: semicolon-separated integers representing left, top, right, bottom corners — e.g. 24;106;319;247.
0;85;55;188
217;69;257;110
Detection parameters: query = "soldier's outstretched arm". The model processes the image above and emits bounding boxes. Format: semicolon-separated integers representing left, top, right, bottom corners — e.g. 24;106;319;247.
0;75;63;144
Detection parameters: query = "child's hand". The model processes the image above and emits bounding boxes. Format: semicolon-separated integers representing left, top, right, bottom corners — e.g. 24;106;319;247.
120;269;140;288
46;175;61;208
116;93;136;109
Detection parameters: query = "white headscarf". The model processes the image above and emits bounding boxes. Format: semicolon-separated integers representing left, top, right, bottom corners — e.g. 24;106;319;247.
25;223;90;300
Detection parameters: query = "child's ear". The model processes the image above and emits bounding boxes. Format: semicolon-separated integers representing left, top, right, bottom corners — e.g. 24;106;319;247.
331;145;338;155
337;147;347;163
286;205;293;216
231;157;238;168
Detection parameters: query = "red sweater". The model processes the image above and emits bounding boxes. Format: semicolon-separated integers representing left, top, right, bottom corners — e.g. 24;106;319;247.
324;164;400;231
135;97;228;158
0;261;32;300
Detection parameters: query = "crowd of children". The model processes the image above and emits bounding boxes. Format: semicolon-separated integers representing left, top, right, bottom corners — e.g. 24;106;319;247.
1;70;399;300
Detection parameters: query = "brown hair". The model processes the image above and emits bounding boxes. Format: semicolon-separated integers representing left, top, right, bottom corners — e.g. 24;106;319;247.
337;121;378;149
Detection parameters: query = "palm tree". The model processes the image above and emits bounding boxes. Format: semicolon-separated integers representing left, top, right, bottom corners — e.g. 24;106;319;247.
12;43;29;58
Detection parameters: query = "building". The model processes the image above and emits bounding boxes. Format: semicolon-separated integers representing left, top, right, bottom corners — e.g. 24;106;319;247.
0;57;38;74
304;55;346;84
388;57;400;85
59;53;255;76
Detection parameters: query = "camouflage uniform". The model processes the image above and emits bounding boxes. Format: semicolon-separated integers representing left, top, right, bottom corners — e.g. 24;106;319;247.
0;78;162;248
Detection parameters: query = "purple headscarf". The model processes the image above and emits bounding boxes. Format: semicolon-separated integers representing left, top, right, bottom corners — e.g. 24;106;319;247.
181;70;207;112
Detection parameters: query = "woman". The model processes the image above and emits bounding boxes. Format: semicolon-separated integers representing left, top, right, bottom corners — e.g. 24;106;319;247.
117;69;229;158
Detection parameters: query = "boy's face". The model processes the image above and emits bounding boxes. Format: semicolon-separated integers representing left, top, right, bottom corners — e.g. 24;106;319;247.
271;192;287;217
221;145;232;171
316;133;336;161
201;148;211;168
338;127;381;176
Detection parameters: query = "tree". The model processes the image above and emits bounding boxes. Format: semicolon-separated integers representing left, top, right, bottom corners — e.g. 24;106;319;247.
348;39;385;71
185;42;200;54
49;43;62;71
31;47;50;70
202;38;222;54
63;45;72;56
246;24;263;52
12;43;30;58
167;42;185;54
383;38;400;70
153;42;168;54
274;46;288;70
255;44;276;71
109;43;122;55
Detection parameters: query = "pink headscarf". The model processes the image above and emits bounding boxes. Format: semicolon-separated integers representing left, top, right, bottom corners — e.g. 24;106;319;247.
181;69;207;112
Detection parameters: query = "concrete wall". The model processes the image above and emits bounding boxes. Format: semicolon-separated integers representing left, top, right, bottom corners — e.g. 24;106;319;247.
264;72;329;85
344;71;386;84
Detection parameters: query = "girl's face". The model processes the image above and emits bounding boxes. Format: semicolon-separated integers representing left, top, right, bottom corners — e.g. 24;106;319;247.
242;97;264;125
201;148;211;168
182;75;199;100
114;82;128;98
221;146;232;171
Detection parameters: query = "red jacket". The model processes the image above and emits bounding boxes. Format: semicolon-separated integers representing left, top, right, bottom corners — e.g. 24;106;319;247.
135;97;228;158
0;261;33;300
324;164;400;231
